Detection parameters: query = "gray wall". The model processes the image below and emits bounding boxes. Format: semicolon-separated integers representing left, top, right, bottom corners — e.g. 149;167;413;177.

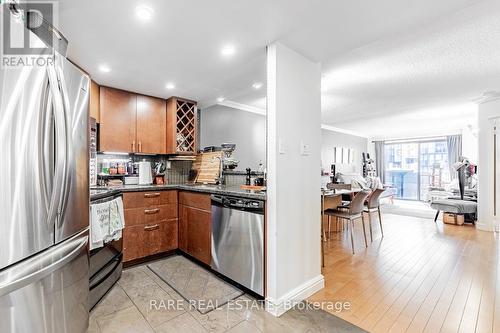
321;129;368;175
200;105;266;171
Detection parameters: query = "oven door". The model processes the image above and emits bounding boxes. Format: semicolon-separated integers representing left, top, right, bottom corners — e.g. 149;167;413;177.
89;251;122;310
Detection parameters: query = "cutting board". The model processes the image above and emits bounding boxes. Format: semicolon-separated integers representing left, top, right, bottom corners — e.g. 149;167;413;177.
193;151;222;184
240;185;266;192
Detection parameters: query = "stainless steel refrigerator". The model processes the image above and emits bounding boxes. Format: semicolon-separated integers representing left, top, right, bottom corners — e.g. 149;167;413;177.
0;7;90;333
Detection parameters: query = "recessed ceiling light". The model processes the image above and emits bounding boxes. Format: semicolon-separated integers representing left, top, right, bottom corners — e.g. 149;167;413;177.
221;45;235;57
135;5;154;21
99;64;111;73
252;82;263;90
217;97;225;103
166;83;175;90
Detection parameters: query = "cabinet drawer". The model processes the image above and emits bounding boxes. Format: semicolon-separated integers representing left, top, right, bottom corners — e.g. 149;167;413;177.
123;219;178;262
123;190;177;208
124;204;178;227
179;191;211;211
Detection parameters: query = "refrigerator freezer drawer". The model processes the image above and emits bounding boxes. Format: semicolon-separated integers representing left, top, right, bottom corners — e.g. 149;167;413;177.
0;230;89;333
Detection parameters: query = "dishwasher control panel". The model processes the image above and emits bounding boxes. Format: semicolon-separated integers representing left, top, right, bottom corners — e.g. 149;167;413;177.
211;195;264;212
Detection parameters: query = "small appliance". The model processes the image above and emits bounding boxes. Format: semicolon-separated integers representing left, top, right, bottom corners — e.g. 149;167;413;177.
138;161;152;184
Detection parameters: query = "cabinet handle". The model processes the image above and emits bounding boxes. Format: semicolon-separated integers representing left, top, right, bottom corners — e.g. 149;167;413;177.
144;208;160;214
144;193;160;198
132;140;136;153
144;224;159;231
138;141;142;153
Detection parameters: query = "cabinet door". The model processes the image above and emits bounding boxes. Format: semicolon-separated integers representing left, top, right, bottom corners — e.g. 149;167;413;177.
178;204;188;252
99;87;137;152
136;95;166;154
166;97;197;155
89;80;100;122
123;224;149;261
187;207;211;265
157;219;178;252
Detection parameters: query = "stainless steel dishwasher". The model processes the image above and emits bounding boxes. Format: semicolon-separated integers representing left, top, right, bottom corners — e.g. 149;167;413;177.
211;194;265;297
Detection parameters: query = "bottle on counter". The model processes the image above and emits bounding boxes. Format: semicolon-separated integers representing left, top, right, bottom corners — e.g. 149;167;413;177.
246;168;252;186
109;162;118;175
117;162;126;175
127;159;134;175
102;159;110;175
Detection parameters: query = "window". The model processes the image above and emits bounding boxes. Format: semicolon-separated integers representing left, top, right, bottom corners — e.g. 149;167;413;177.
384;139;450;200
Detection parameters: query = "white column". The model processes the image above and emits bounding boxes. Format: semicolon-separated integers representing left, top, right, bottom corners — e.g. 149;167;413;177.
477;98;500;231
265;42;324;316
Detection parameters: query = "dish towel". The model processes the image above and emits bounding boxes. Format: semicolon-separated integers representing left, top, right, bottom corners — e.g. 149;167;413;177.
90;197;125;250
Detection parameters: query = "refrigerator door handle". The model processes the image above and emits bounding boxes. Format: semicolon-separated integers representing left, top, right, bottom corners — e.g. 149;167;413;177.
0;233;88;297
47;63;68;223
38;76;54;221
54;61;77;219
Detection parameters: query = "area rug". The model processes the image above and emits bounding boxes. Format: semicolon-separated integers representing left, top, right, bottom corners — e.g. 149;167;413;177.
380;202;436;219
147;255;244;314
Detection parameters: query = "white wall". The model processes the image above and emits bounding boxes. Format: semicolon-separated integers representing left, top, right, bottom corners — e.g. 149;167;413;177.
266;42;323;316
200;105;266;170
321;129;368;175
462;125;478;164
477;99;500;231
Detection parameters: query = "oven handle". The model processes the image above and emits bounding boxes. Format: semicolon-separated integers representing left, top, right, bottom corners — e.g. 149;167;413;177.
89;253;122;290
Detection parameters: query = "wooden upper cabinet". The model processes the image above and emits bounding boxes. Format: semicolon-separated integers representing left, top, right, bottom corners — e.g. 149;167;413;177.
89;80;100;122
136;95;166;154
99;87;196;155
166;97;198;155
99;87;137;153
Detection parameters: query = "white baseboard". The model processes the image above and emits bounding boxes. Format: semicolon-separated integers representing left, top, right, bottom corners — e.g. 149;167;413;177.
476;222;495;232
265;274;324;317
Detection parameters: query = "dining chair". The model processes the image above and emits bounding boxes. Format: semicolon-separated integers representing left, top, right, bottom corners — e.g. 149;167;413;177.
324;189;372;254
363;188;385;242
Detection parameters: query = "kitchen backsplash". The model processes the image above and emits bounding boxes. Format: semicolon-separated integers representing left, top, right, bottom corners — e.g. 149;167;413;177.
96;154;264;186
96;154;192;184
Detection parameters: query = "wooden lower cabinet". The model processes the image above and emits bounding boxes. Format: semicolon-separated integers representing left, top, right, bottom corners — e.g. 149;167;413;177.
178;191;212;265
178;204;211;265
123;219;178;262
123;190;178;262
122;190;211;264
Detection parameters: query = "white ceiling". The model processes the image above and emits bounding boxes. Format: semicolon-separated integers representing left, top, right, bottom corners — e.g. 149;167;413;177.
322;0;500;138
57;0;498;137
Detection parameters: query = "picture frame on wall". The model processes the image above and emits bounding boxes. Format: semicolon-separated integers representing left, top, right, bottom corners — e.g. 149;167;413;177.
333;146;355;165
341;147;348;164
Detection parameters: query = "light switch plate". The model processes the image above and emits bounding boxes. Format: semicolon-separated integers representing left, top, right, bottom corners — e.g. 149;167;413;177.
278;138;286;154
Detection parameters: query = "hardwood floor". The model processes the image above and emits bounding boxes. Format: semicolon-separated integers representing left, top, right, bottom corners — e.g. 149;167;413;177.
309;211;499;333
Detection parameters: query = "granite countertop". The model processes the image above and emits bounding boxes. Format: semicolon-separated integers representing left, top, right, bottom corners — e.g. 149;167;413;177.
90;188;121;202
91;183;266;201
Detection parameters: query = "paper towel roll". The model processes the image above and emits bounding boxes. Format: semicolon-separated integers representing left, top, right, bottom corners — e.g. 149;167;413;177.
138;161;152;185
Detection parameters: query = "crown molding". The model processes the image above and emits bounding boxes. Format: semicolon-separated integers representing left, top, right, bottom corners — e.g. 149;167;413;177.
320;124;368;138
217;100;266;115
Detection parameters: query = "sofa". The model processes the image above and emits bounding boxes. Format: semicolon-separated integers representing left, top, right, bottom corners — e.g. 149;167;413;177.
336;173;397;203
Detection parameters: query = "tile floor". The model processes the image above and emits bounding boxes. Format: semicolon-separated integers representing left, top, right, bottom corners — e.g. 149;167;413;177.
89;261;365;333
